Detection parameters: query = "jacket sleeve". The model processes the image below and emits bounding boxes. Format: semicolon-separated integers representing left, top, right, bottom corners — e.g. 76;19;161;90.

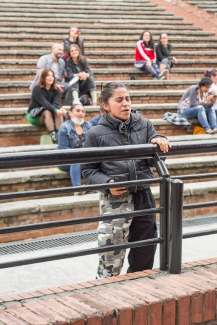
63;38;69;53
57;124;71;149
81;129;113;186
156;44;164;61
136;40;150;61
65;59;75;81
31;86;57;113
83;58;92;75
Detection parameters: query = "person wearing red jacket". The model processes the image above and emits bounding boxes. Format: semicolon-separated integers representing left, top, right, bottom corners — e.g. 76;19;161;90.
134;30;168;80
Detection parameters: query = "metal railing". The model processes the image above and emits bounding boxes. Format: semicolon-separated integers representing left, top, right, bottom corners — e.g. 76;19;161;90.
0;140;217;274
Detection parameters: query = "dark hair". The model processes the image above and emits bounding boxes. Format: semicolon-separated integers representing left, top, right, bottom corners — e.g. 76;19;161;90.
198;77;212;87
68;44;85;66
69;26;80;44
139;30;155;50
37;68;57;90
204;68;217;78
65;103;85;121
98;82;128;108
159;33;168;40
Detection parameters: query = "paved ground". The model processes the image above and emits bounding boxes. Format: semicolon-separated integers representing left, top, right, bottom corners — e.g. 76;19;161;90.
0;216;217;295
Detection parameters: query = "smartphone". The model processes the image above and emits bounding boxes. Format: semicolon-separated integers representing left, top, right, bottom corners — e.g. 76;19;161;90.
113;175;127;183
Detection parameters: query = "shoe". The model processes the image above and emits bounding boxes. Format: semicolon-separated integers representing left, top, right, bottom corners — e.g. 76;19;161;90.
159;69;169;80
130;76;136;80
212;128;217;133
49;131;58;144
73;98;82;105
153;77;159;80
206;129;214;134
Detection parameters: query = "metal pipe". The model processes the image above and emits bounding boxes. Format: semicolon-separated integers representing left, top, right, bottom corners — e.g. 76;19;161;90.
0;140;217;170
183;228;217;239
0;237;163;269
171;172;217;181
169;179;184;274
0;208;163;234
183;201;217;210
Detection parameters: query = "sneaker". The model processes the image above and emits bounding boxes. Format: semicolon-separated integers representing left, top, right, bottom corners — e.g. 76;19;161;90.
49;131;58;144
212;128;217;133
73;98;82;105
153;77;159;80
206;129;214;134
159;69;169;80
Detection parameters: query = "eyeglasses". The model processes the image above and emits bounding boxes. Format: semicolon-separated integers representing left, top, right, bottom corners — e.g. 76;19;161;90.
75;109;85;114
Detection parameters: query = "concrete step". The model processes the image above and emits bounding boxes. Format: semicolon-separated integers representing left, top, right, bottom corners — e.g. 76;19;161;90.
1;3;157;8
0;22;202;31
0;28;211;38
1;42;216;51
0;34;215;43
0;80;197;95
1;134;215;154
3;50;216;60
1;179;217;242
0;118;201;147
0;67;212;83
0;89;185;108
1;155;217;194
0;102;180;124
1;58;216;70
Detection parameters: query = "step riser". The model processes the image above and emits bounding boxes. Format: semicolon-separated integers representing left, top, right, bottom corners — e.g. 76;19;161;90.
0;95;183;108
0;192;216;243
0;123;196;147
0;83;193;94
0;37;215;44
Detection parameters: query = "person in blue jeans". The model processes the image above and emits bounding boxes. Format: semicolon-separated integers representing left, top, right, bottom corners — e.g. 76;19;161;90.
178;77;217;134
57;104;92;194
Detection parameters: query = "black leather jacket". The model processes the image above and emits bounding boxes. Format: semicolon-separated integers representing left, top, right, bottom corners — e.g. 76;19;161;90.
81;111;166;193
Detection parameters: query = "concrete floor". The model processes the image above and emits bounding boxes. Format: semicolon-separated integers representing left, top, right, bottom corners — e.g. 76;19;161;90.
0;219;217;295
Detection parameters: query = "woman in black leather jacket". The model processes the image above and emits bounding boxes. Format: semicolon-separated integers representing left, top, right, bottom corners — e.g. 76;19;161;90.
81;82;171;278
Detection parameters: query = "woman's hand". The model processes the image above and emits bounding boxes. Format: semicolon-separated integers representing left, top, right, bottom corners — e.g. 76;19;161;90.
146;60;152;68
172;57;178;64
79;72;88;80
205;95;214;104
109;179;127;196
56;108;67;117
151;137;171;153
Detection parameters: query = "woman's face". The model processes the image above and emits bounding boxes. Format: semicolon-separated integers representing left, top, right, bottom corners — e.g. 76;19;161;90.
160;34;168;46
143;32;151;43
69;105;85;121
200;84;211;93
211;73;217;84
70;27;78;38
45;71;55;86
69;46;79;59
103;87;131;121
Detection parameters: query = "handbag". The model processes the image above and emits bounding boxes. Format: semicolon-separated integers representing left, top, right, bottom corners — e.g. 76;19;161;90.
30;107;45;118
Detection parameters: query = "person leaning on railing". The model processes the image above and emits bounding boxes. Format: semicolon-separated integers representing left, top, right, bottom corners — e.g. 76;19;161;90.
177;77;217;134
81;81;171;279
26;68;67;144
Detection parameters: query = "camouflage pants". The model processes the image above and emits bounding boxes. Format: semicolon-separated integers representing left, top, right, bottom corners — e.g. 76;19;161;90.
97;192;134;278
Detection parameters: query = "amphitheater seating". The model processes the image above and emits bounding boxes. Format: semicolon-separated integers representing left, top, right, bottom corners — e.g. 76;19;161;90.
0;0;217;243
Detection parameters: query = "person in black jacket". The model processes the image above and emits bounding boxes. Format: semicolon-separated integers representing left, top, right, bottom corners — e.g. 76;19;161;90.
81;82;171;278
156;33;178;80
27;68;67;143
65;44;97;105
63;26;84;60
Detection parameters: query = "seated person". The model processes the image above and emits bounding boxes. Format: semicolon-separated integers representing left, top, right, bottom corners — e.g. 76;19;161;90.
156;33;178;80
65;44;97;105
134;30;168;80
204;69;217;110
57;103;92;192
63;26;84;60
29;43;73;106
177;77;216;134
27;68;67;144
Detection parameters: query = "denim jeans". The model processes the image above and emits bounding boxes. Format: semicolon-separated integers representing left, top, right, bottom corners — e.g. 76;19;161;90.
71;76;96;94
134;61;161;78
178;105;216;131
57;81;73;106
58;164;81;186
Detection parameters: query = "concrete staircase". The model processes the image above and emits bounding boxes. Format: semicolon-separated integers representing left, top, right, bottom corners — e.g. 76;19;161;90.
0;0;217;243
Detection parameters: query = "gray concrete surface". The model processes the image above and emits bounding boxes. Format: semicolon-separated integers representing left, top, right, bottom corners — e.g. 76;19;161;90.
0;218;217;295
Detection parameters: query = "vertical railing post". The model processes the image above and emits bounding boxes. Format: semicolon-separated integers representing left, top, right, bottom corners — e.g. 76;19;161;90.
159;178;170;270
154;154;171;271
169;179;184;274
